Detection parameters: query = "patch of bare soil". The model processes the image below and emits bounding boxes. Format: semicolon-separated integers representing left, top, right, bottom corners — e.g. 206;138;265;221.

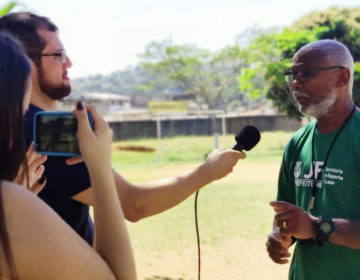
133;236;290;280
115;145;156;152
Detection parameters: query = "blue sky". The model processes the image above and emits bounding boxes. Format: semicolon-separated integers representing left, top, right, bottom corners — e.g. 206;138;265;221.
5;0;360;78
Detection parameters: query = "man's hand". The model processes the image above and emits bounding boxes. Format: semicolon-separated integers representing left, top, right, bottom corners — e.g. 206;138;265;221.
14;143;47;194
266;229;292;264
270;201;319;240
201;148;246;182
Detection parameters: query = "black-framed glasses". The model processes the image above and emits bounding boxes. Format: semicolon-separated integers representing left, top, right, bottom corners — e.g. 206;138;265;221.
284;65;345;84
30;50;67;64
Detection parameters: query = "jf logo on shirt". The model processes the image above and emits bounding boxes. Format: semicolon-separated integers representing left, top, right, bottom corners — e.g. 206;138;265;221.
293;161;344;188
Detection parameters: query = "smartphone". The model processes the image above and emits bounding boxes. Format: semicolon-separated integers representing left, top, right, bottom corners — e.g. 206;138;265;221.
34;111;94;157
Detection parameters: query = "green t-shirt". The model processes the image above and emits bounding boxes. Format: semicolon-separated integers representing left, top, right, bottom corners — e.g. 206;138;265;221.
278;111;360;280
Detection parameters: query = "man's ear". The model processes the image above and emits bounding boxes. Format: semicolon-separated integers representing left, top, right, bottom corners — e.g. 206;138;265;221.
337;68;350;88
30;60;40;83
30;60;38;78
29;60;41;97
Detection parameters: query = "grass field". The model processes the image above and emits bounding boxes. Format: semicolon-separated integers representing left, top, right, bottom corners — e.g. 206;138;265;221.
111;132;294;280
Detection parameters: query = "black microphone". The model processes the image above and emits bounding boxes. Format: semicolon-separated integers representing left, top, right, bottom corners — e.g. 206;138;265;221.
232;125;261;151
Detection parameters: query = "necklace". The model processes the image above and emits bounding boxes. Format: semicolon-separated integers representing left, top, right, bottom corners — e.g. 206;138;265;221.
309;104;356;215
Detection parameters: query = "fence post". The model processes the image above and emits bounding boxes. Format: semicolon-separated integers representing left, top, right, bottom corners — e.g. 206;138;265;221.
156;118;162;164
222;114;226;136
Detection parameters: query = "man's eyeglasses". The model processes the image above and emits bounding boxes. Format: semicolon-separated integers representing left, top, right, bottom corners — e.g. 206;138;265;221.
284;65;345;84
30;50;67;64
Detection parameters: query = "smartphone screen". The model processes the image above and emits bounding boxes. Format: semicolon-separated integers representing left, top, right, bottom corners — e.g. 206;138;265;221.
34;112;93;157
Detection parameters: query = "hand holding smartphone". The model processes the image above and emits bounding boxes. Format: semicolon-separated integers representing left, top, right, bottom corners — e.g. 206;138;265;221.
73;104;113;171
34;111;94;157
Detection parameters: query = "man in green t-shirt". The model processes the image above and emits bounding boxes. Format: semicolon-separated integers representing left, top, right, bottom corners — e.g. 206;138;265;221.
266;39;360;280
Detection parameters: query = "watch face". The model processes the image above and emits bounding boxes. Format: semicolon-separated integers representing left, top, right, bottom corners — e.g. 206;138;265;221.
320;221;332;234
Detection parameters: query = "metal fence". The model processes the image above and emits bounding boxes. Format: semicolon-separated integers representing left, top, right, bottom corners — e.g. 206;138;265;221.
109;114;302;141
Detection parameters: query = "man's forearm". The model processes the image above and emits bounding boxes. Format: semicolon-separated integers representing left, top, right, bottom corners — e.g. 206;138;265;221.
329;219;360;249
115;149;244;222
73;164;212;222
116;164;210;222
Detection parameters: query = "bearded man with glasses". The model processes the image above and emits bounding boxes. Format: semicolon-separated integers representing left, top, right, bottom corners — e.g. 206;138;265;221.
266;39;360;280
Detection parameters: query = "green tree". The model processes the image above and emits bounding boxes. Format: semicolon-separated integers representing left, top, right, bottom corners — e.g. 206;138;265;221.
139;38;248;110
291;6;360;104
71;66;182;97
292;6;360;60
240;6;360;119
239;28;319;119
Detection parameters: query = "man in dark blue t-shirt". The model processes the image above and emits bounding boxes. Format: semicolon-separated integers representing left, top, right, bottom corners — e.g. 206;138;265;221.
25;104;94;244
0;12;245;245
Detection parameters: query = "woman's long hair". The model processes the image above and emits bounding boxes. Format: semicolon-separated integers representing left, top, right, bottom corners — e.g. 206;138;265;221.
0;33;31;279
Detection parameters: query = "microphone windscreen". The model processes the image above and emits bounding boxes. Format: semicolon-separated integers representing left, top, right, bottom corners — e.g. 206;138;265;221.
235;125;261;151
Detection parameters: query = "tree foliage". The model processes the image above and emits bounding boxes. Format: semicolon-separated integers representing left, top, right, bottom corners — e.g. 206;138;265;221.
240;6;360;119
139;38;248;110
291;6;360;60
291;6;360;105
73;6;360;117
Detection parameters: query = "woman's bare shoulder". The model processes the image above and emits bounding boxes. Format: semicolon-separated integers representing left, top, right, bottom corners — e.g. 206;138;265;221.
0;180;115;280
2;179;36;201
1;180;52;221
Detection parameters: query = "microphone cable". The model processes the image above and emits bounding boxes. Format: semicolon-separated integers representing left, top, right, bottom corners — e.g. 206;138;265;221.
192;128;260;280
194;190;201;280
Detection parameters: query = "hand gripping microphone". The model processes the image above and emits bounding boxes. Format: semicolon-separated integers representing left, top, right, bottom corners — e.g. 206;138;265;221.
232;125;261;151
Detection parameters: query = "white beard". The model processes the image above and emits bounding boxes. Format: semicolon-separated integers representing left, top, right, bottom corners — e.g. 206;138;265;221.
295;90;337;119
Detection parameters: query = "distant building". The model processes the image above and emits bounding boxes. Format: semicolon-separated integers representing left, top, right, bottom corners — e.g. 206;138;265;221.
130;94;149;107
56;92;131;115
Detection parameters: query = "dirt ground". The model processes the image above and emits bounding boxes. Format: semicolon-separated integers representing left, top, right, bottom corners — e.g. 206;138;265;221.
124;161;290;279
133;236;290;280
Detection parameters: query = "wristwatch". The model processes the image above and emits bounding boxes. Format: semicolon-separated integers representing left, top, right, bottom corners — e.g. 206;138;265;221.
315;217;335;246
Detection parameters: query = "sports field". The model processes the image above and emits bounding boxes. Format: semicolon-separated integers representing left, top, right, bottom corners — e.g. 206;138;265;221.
111;132;293;279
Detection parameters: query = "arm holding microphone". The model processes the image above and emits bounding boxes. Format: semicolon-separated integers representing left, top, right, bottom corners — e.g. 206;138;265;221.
109;148;246;222
110;125;260;221
72;126;260;222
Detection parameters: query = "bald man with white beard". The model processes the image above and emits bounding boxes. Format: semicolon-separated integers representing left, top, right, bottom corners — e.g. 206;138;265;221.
266;39;360;280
